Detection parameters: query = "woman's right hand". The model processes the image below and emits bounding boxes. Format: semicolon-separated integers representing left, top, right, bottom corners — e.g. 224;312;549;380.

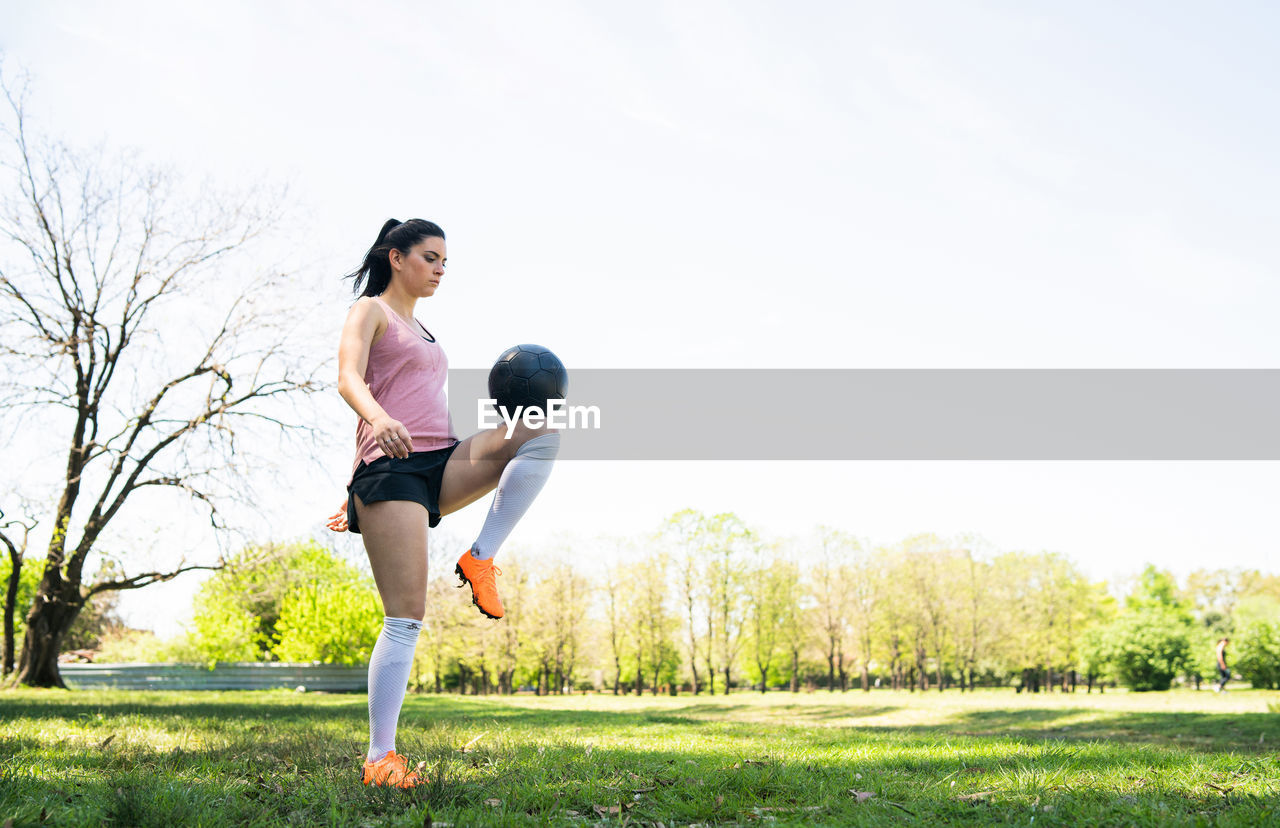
371;416;414;458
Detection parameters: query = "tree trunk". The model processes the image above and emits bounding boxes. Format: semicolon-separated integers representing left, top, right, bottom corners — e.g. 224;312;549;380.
723;665;731;695
826;647;836;692
791;650;800;692
704;631;715;696
3;548;21;677
16;578;85;688
890;633;902;690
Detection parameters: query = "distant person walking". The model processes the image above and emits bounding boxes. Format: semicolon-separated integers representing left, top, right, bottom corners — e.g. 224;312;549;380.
1214;637;1231;692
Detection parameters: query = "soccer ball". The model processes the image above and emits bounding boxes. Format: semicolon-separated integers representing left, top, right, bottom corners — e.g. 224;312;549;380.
488;344;568;418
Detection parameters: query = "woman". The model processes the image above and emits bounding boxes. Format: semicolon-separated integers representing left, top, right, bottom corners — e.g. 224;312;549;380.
329;219;560;788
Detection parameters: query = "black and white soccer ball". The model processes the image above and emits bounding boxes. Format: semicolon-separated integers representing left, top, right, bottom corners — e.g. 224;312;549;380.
488;344;568;418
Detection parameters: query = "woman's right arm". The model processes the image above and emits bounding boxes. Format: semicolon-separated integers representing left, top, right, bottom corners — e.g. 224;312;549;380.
337;298;414;457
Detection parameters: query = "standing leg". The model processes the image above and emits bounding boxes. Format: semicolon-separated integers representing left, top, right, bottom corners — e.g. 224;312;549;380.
355;496;429;785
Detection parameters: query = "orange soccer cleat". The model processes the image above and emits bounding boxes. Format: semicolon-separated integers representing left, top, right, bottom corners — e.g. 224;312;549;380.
362;750;426;788
455;551;505;619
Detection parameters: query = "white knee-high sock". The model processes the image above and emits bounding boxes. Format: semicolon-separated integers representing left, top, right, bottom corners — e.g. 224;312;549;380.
367;616;422;761
470;432;560;561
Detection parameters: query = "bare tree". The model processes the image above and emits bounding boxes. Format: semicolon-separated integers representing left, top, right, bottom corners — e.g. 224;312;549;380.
0;75;325;687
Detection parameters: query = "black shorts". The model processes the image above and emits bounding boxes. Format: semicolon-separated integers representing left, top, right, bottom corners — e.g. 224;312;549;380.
346;442;460;533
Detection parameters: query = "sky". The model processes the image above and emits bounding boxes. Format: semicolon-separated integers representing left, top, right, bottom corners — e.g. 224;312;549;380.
2;0;1278;635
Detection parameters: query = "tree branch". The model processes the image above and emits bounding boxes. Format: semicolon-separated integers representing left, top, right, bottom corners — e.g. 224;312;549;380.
85;560;223;597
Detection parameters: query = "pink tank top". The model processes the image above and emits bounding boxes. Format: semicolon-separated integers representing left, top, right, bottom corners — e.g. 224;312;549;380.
350;296;457;481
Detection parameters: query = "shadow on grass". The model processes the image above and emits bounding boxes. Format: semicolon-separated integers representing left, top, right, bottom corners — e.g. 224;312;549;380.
939;708;1280;754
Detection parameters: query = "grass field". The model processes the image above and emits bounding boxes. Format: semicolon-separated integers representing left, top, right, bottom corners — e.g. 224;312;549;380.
2;686;1278;826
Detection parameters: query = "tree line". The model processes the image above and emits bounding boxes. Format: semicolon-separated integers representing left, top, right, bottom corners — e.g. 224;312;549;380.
19;508;1279;694
414;510;1280;695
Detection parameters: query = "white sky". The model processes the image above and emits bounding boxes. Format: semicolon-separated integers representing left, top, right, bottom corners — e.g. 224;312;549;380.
2;1;1277;635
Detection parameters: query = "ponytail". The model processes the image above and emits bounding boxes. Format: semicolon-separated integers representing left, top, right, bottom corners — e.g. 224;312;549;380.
347;218;446;297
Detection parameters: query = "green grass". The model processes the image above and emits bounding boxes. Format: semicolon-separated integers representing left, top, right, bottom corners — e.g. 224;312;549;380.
2;687;1278;826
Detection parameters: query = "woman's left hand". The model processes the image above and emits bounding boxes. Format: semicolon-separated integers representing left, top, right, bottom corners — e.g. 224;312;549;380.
325;500;349;532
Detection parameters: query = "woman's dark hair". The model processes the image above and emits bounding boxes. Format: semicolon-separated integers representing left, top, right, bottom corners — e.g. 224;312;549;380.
347;218;446;297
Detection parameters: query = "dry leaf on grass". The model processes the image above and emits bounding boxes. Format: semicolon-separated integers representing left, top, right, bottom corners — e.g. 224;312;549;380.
460;732;488;753
850;791;875;802
99;734;116;749
592;805;622;816
1204;783;1235;794
484;798;501;808
958;790;997;801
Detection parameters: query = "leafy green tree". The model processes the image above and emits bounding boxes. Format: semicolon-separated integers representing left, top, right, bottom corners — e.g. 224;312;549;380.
1097;608;1193;691
743;544;791;692
1234;593;1280;632
706;513;752;693
274;581;381;666
186;540;379;667
188;582;266;668
1235;621;1280;689
1078;564;1196;692
0;543;42;674
813;527;854;691
1128;564;1192;615
663;510;711;695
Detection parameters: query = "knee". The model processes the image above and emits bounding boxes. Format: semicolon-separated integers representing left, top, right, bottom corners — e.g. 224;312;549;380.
384;603;425;622
516;430;560;460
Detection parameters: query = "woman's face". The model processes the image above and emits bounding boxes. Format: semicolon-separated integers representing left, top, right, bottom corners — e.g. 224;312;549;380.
390;236;447;297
